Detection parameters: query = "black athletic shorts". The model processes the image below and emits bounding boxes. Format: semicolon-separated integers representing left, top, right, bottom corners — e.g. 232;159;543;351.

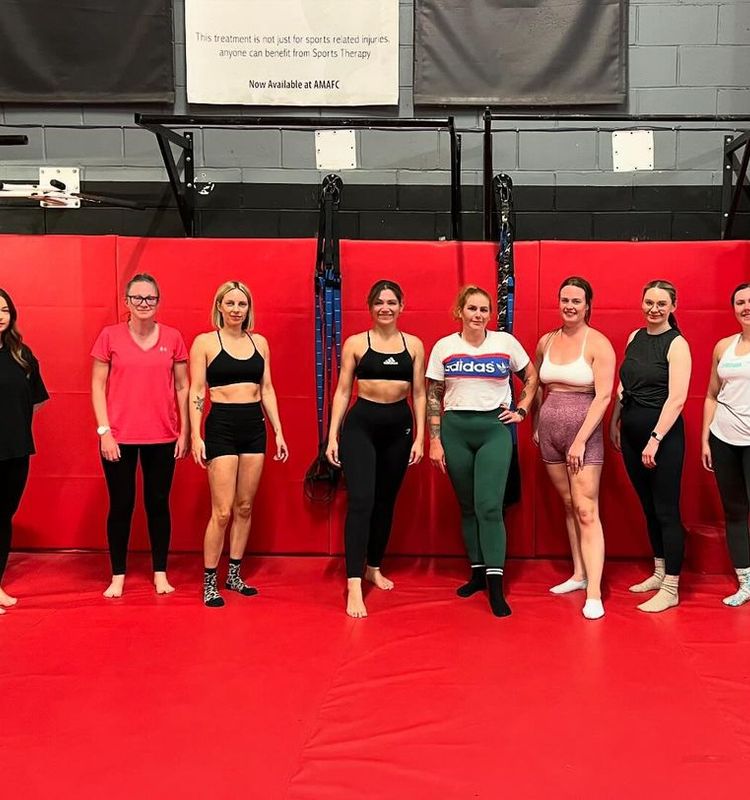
204;402;266;460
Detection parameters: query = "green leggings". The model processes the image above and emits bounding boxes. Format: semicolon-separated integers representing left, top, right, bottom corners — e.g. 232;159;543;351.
441;410;513;568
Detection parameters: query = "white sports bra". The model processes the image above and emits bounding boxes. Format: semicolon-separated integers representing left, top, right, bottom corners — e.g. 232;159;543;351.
539;329;595;389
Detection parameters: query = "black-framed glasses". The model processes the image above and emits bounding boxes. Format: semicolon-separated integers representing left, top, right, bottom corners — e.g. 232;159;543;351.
127;294;159;306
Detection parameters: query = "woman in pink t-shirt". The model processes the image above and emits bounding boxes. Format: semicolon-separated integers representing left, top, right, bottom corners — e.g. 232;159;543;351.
91;273;190;598
189;281;288;608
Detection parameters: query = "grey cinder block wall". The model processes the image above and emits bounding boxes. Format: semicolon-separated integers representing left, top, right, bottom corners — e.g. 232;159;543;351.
1;0;749;239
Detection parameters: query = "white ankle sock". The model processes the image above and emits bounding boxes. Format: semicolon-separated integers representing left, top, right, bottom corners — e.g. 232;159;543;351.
582;599;605;620
550;577;587;595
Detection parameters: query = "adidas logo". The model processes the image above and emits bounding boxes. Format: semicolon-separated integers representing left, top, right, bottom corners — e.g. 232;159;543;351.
383;356;399;365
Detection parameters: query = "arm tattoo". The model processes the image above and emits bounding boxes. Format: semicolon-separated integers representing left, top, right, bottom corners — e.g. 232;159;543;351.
427;381;445;439
193;396;204;412
516;367;529;404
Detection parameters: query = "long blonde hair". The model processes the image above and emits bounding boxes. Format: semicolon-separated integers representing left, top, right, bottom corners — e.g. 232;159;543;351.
212;281;253;330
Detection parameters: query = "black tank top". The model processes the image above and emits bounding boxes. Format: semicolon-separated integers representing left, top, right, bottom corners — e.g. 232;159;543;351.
206;331;264;387
354;332;413;382
619;327;681;408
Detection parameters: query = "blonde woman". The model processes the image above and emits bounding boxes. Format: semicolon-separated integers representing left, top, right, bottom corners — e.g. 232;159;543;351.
190;281;288;608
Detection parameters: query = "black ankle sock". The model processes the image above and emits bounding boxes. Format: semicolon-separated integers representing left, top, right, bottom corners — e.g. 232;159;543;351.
456;565;487;598
486;571;511;617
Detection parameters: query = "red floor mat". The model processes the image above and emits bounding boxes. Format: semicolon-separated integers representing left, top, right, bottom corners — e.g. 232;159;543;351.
2;554;750;799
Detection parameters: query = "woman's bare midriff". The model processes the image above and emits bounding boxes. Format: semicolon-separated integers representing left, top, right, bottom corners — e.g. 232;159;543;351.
209;383;262;404
357;378;411;404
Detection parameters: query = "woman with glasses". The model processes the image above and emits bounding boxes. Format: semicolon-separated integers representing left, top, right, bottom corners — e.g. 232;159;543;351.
91;273;190;598
0;288;49;615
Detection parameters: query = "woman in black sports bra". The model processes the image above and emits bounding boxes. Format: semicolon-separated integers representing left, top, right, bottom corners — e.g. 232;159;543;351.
189;281;288;608
326;280;426;618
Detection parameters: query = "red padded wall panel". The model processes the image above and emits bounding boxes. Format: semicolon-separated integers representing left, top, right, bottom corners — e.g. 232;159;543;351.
1;235;118;550
114;237;329;555
533;241;749;559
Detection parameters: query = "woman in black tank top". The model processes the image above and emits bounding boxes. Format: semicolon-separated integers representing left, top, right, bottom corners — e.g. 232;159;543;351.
189;281;288;608
611;280;692;613
326;280;426;618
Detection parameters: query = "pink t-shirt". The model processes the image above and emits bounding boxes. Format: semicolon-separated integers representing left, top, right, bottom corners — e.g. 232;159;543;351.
91;323;188;444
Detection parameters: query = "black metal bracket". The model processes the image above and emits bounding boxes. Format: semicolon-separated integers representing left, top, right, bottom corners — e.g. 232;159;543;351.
722;131;750;240
483;109;750;241
135;113;461;240
135;119;195;236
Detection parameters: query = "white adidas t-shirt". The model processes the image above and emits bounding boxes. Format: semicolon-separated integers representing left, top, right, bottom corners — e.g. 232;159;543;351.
426;331;530;412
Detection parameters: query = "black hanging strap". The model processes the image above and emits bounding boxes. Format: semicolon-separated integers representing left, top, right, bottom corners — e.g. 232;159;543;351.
305;174;343;502
493;173;521;507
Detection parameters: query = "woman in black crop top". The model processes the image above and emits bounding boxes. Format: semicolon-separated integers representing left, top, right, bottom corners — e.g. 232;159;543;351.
0;288;49;615
326;280;426;618
610;280;691;613
190;281;288;608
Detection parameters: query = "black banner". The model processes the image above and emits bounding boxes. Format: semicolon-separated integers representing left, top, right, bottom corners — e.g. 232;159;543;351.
0;0;174;103
414;0;627;106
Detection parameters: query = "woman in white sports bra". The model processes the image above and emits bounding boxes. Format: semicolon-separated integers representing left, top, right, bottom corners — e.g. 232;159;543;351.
533;277;615;620
702;282;750;606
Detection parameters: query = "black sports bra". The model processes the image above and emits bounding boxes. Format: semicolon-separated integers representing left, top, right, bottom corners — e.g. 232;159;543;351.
354;332;413;383
206;331;264;388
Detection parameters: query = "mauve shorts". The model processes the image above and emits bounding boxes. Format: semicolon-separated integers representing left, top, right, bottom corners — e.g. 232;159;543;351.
538;391;604;465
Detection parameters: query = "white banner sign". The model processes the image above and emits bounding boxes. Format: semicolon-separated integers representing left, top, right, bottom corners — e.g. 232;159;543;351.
185;0;399;106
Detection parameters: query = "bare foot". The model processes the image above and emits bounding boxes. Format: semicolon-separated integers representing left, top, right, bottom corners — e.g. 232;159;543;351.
154;572;175;594
103;575;125;598
0;588;18;607
346;578;367;618
365;566;394;591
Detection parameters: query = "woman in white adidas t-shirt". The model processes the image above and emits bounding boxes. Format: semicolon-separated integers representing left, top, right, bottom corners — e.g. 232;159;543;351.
702;282;750;606
426;285;537;617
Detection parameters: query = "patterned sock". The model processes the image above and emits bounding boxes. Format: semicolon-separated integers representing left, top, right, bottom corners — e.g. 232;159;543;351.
486;569;511;617
203;568;224;608
456;564;487;598
723;567;750;607
225;558;258;597
637;573;679;613
629;558;666;593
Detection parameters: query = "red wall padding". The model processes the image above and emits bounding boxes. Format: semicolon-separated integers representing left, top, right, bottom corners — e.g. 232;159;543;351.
2;235;748;561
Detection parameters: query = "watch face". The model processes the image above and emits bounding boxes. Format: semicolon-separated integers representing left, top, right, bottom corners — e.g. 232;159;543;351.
97;426;109;436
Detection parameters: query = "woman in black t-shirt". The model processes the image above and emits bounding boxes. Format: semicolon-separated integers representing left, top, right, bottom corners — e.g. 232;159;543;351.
0;288;49;614
610;280;691;613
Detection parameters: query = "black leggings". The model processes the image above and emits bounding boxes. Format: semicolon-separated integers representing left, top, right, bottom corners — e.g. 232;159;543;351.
101;442;176;574
340;398;413;578
621;405;686;575
709;433;750;570
0;456;30;582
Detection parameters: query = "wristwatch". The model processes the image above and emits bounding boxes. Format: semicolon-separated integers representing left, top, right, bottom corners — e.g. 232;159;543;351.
650;431;662;442
96;425;111;436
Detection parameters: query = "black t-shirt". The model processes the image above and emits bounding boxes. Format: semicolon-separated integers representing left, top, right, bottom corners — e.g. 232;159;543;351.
619;328;681;409
0;344;49;460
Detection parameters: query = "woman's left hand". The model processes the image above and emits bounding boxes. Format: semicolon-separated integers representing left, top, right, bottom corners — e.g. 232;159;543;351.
498;406;525;425
408;439;424;466
274;433;289;462
641;437;659;469
566;439;586;474
175;431;190;459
